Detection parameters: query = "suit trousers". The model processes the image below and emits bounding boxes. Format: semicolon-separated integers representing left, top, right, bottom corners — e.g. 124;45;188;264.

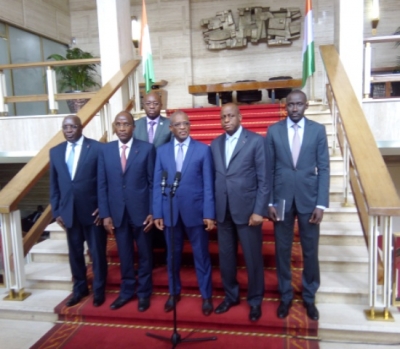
66;210;108;298
164;216;212;299
218;209;264;306
114;209;153;299
274;201;320;303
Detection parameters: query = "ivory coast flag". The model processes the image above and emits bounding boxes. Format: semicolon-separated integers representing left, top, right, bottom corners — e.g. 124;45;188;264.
140;0;155;93
302;0;315;88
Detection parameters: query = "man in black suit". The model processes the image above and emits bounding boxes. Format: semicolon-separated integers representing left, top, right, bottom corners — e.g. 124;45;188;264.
98;111;155;312
210;103;268;322
265;90;330;321
50;115;107;308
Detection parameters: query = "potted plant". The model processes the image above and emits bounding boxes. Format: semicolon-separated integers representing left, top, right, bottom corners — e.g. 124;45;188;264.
47;47;100;112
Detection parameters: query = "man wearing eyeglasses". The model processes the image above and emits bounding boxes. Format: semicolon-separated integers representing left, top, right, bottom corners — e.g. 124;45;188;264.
153;111;215;316
50;115;108;308
98;111;155;312
210;103;268;322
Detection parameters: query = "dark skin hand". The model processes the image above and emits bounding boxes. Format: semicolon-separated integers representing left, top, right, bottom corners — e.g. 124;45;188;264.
143;214;154;232
248;213;263;226
56;216;66;230
92;208;102;226
268;206;324;224
155;218;215;231
103;217;115;235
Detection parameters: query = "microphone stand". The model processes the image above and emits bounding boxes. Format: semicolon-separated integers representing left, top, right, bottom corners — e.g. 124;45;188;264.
146;173;217;348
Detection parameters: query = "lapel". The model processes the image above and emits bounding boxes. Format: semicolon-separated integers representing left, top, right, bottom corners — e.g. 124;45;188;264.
181;138;195;176
167;140;177;179
278;119;292;164
139;118;149;142
74;137;90;179
298;117;312;164
154;116;166;142
125;138;140;173
218;134;227;173
228;128;248;168
59;142;70;177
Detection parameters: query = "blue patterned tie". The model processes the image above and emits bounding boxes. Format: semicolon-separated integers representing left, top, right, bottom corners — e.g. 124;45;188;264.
66;143;76;178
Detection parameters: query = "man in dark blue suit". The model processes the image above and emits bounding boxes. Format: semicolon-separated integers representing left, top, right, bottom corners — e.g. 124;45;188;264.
265;90;330;321
50;115;107;308
153;110;215;316
211;103;268;322
98;111;155;312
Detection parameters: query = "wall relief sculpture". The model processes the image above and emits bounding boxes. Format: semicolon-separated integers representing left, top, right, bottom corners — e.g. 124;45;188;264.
200;7;301;50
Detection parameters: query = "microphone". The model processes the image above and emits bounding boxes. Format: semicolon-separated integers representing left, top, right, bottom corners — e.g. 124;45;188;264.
170;172;181;197
161;171;168;196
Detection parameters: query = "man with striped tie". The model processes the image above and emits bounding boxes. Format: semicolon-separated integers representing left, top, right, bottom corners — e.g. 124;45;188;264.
50;115;107;308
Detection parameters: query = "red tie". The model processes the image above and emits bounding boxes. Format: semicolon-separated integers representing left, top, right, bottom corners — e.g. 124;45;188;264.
121;145;127;172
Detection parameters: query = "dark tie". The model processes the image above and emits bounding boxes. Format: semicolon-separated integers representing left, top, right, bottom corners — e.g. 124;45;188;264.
292;124;300;166
148;121;156;143
176;143;184;171
121;145;128;172
66;143;76;178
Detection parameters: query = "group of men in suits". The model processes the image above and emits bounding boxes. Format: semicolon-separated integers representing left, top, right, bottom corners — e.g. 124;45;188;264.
49;89;329;323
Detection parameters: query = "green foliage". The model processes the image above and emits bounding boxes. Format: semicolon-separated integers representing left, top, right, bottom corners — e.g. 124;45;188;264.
47;47;100;92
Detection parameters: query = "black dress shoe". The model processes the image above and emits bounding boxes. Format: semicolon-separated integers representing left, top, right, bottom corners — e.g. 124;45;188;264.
277;301;292;319
202;298;213;316
138;298;150;312
93;295;105;307
164;295;181;313
214;299;240;314
110;296;133;310
303;302;319;321
249;305;262;322
65;291;89;307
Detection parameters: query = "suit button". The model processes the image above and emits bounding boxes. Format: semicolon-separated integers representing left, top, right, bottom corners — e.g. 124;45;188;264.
123;185;126;188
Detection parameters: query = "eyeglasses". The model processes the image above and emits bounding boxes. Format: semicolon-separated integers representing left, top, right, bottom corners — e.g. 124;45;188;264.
114;122;133;128
171;121;190;128
144;102;160;107
62;125;79;130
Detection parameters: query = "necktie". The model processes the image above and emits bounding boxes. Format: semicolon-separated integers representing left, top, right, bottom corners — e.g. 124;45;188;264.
66;143;76;178
121;144;128;172
148;121;156;143
292;123;301;167
176;143;184;171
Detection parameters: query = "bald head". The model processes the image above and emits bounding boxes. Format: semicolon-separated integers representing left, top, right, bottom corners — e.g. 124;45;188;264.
143;91;162;120
62;115;82;142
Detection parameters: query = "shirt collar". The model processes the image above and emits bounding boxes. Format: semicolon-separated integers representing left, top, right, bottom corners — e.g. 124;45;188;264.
226;125;243;141
174;136;191;147
68;135;84;146
146;116;160;124
118;137;133;148
286;116;305;129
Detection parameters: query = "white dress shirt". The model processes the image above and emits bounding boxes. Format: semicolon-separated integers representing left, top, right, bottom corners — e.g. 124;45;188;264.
118;137;134;159
225;125;243;167
286;116;305;150
174;136;191;161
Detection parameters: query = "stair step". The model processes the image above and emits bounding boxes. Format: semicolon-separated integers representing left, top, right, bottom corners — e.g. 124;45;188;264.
29;239;88;263
319;245;368;272
25;263;72;290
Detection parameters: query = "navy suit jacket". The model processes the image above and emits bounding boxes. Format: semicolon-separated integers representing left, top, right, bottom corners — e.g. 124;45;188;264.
153;138;215;227
50;137;102;229
265;117;330;213
97;138;156;227
210;128;268;224
134;116;172;148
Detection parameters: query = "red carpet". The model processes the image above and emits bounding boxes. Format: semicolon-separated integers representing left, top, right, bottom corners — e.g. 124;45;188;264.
31;104;320;348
